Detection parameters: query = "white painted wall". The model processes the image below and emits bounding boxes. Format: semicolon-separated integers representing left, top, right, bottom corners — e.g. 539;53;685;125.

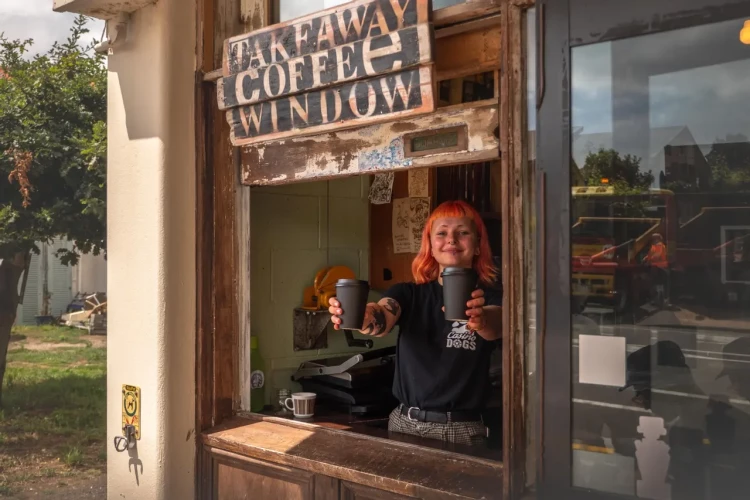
105;0;196;498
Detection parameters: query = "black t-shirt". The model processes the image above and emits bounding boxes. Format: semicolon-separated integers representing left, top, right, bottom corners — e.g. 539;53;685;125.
383;280;503;412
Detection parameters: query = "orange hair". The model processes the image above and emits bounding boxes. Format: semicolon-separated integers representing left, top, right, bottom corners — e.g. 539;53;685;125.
411;200;498;285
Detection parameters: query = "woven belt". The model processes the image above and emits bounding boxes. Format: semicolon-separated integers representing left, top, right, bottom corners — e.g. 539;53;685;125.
399;404;481;424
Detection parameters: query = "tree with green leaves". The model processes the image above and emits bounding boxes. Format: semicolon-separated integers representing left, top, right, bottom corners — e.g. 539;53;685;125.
0;16;106;405
581;148;654;194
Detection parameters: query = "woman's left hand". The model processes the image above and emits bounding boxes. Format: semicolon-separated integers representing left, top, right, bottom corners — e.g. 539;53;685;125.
466;289;486;332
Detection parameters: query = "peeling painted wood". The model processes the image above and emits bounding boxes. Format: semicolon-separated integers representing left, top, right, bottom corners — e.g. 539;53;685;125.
240;0;269;30
240;99;499;186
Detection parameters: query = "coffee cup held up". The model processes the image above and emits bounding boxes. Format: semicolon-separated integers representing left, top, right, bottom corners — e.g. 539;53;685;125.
441;267;478;321
334;279;370;329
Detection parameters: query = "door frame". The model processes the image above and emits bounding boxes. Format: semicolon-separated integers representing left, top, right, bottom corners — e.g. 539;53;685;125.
536;0;750;497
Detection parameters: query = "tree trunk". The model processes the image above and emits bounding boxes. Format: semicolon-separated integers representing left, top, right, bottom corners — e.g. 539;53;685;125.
0;252;27;406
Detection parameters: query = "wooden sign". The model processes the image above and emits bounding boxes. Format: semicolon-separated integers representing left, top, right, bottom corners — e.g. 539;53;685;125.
219;0;435;147
228;66;434;145
218;24;432;110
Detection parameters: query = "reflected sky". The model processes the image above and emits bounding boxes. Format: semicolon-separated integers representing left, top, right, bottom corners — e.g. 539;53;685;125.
572;17;750;178
527;8;536;132
277;0;349;22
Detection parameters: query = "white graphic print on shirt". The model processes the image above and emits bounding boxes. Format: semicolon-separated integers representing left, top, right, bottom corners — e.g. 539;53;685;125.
446;321;477;351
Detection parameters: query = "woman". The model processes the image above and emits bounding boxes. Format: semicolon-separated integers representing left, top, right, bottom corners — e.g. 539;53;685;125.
328;200;502;446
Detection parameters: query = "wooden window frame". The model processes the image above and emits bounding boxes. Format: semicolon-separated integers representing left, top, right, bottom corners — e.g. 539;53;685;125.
195;1;535;500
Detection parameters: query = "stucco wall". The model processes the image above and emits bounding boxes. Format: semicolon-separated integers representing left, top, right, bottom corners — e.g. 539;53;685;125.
106;0;196;498
251;177;397;406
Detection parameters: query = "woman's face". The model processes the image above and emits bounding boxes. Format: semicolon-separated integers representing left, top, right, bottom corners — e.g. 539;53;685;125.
430;216;478;269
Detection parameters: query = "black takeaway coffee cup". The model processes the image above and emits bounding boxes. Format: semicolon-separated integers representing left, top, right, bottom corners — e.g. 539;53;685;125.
441;267;478;321
334;279;370;330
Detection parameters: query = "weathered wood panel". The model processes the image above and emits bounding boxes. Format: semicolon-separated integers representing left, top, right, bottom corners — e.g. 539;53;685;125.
314;474;341;500
203;416;503;499
435;24;501;82
240;99;499;185
433;0;502;27
237;0;268;415
211;447;316;499
223;0;430;76
218;23;433;109
228;66;436;145
341;481;414;500
499;0;530;498
240;0;268;28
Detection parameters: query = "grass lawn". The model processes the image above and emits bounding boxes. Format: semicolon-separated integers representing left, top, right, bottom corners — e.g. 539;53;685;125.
0;325;106;498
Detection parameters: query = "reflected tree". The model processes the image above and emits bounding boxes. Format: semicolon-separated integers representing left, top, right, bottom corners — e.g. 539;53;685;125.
581;148;654;193
706;134;750;191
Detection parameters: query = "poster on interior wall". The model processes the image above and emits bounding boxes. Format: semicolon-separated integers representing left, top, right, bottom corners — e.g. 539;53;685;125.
392;196;430;254
410;197;430;252
369;172;394;204
217;0;435;146
392;198;412;254
408;168;428;197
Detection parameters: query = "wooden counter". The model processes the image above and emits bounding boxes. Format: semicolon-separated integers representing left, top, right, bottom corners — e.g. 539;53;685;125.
201;413;503;499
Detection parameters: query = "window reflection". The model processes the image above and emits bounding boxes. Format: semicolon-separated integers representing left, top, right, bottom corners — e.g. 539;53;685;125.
571;17;750;499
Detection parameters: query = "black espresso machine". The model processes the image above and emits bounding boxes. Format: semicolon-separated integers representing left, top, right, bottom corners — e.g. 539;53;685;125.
291;332;397;416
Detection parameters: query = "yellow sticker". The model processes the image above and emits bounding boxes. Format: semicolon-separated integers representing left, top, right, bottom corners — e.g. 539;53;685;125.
122;385;141;440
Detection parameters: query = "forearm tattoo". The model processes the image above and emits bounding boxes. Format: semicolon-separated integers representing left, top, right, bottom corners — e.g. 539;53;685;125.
363;308;387;336
383;298;400;316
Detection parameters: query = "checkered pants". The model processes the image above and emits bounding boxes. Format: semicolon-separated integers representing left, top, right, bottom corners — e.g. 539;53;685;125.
387;406;487;446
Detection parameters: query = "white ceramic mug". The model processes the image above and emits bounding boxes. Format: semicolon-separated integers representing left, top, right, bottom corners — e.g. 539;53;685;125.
284;392;316;418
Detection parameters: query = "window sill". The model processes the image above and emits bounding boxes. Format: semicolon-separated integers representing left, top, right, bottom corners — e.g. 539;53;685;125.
201;412;503;499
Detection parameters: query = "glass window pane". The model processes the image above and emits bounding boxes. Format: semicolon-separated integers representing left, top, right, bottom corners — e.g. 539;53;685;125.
275;0;466;23
275;0;349;22
434;0;465;9
571;16;750;499
525;6;539;486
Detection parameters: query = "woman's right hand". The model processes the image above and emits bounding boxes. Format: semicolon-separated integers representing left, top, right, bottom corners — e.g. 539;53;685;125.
328;297;344;330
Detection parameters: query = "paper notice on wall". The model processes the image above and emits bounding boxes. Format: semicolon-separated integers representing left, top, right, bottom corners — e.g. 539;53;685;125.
410;197;430;253
369;173;394;205
392;198;412;254
392;197;431;254
408;169;429;198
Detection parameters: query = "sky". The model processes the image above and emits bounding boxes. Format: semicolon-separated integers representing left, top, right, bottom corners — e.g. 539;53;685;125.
0;0;105;56
570;17;750;181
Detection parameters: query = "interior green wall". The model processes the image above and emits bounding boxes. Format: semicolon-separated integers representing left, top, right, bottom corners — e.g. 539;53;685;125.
251;176;397;405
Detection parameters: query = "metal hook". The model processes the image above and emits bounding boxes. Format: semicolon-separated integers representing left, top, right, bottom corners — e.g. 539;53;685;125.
114;425;137;452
